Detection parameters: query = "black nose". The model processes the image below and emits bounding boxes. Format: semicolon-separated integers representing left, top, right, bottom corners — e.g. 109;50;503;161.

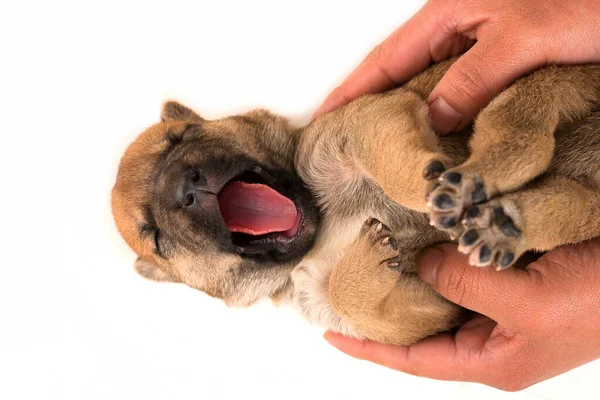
176;169;213;207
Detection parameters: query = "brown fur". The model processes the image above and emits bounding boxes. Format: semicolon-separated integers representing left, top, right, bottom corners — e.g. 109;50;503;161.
112;60;600;346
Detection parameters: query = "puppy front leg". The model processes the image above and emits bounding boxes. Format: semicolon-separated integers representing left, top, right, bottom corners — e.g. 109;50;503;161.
357;93;460;213
328;218;462;345
298;86;464;215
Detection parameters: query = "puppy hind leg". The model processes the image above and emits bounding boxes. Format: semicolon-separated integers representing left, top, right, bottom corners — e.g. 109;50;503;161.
456;176;600;270
427;65;600;235
329;218;406;314
328;217;461;345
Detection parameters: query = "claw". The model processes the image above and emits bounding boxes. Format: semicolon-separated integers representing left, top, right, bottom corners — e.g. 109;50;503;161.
387;260;403;273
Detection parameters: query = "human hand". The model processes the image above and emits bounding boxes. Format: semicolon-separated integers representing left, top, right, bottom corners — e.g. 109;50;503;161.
324;240;600;391
314;0;600;133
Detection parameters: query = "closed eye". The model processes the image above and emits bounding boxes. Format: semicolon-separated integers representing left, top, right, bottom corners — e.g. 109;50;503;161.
153;229;163;257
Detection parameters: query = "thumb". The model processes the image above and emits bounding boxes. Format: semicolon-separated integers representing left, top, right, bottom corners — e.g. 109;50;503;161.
418;243;530;319
428;39;543;134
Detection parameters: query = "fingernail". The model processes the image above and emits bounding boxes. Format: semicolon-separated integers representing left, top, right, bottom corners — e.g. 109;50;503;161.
429;97;463;135
418;247;445;285
323;330;336;343
313;89;344;120
323;331;346;350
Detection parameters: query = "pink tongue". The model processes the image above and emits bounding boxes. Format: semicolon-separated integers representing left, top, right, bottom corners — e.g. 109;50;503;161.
218;181;298;235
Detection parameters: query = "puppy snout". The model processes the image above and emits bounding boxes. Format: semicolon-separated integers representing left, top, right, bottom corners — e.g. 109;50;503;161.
176;169;214;207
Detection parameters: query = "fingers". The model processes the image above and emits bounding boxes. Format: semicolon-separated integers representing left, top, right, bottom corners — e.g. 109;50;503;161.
323;319;496;382
428;37;544;133
314;0;551;133
313;4;442;118
324;331;460;380
522;239;600;325
418;243;536;320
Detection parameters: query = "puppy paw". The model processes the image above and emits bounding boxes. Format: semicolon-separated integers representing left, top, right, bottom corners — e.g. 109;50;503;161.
361;217;403;273
457;200;524;270
425;168;490;239
422;158;455;181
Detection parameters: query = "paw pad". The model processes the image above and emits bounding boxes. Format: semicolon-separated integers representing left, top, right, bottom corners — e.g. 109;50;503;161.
456;201;524;270
478;245;492;263
498;251;515;270
433;193;455;210
423;160;447;180
493;207;521;237
438;216;458;229
472;181;487;203
426;170;489;240
441;171;462;185
461;229;479;247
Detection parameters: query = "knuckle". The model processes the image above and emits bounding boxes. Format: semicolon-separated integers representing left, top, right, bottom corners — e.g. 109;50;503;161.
486;347;534;391
446;59;491;105
327;85;354;109
442;264;478;305
361;40;400;85
364;43;385;66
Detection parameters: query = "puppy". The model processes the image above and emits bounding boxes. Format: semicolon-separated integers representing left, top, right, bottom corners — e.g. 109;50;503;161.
112;59;600;345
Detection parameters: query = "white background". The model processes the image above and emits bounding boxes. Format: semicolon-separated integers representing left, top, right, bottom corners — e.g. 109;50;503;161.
2;1;599;399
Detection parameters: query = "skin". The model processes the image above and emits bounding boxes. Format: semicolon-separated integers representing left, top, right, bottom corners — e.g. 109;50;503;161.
315;0;600;390
314;0;600;134
325;241;600;391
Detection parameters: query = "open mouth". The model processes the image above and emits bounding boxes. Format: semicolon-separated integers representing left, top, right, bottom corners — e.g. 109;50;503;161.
217;166;304;255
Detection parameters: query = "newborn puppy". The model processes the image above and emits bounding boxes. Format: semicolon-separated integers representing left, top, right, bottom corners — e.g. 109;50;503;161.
112;59;600;345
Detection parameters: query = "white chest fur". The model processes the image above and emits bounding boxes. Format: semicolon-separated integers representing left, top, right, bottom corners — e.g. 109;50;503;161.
289;213;372;338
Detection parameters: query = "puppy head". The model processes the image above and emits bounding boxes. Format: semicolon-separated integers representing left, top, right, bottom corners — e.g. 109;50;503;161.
111;101;319;306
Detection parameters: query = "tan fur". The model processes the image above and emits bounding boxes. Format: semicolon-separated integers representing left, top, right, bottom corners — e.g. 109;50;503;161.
299;61;600;340
112;106;303;305
112;60;600;346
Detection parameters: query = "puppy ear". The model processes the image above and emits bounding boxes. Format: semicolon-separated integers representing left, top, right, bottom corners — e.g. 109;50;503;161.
134;258;180;283
161;101;203;122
